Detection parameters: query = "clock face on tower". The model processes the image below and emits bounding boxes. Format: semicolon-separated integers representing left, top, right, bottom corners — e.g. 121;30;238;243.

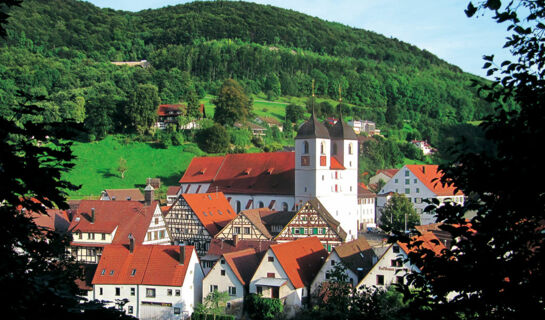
301;156;310;166
320;156;327;166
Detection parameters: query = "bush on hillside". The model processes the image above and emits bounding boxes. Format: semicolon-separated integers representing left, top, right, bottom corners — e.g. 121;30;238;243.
196;124;230;153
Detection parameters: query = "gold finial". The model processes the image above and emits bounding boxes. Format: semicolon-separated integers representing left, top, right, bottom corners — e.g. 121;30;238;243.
338;83;342;103
312;79;315;97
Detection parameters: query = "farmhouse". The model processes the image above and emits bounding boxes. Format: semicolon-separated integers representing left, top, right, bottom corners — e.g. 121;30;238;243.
100;188;144;202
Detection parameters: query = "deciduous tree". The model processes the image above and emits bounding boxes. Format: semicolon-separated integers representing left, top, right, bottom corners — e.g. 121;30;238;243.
212;79;251;126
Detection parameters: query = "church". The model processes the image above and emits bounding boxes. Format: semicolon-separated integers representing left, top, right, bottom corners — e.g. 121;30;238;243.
178;112;360;240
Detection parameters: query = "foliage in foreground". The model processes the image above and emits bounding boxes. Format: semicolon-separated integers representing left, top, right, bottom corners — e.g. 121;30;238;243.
396;1;545;319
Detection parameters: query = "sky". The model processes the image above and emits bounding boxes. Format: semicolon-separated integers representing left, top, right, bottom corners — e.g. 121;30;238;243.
86;0;513;78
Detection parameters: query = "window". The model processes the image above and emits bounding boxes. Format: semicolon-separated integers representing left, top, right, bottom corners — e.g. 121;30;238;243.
175;289;180;296
257;286;263;295
88;233;95;240
101;269;106;275
416;188;420;193
394;179;398;183
234;227;240;235
236;201;241;213
348;143;353;154
313;228;318;235
167;289;173;296
331;260;336;266
130;287;135;296
268;256;274;262
210;285;218;293
131;269;136;276
376;275;384;285
393;246;400;253
405;170;410;177
244;227;250;234
220;259;225;264
221;270;226;276
128;306;133;314
304;141;309;154
109;270;115;275
267;273;275;278
99;287;103;295
405;179;410;185
320;142;325;155
159;230;165;239
405;188;410;194
77;232;82;240
146;288;156;298
101;233;106;240
147;232;152;241
115;287;120;296
229;286;237;296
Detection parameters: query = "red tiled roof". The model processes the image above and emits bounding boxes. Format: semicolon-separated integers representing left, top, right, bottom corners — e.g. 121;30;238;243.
330;157;345;170
69;200;158;245
157;104;183;116
358;183;376;198
223;248;261;285
376;169;399;178
28;208;70;233
181;193;236;236
207;239;276;257
103;189;144;202
179;156;225;183
271;237;328;288
92;245;194;286
167;186;180;196
406;165;463;197
180;152;295;195
398;231;447;257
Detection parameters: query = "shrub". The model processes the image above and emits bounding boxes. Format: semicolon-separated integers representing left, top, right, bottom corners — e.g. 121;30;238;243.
196;124;230;153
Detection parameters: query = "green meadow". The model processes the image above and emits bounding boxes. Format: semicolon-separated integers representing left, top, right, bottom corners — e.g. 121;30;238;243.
65;136;196;198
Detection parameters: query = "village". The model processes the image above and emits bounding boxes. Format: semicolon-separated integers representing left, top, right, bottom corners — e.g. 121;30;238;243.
33;111;461;320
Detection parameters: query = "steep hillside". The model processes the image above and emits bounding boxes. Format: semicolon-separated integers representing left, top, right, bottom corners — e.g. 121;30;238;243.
1;0;493;146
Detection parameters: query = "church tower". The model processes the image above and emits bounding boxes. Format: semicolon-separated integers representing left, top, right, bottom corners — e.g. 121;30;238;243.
294;111;332;208
294;112;359;240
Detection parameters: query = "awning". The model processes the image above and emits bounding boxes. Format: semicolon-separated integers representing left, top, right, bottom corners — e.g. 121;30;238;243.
254;277;288;287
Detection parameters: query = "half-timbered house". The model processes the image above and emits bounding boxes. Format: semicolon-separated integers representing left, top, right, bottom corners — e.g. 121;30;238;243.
164;192;236;256
69;197;169;264
274;198;347;252
214;208;296;242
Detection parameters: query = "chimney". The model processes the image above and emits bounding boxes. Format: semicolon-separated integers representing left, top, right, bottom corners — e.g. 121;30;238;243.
144;183;154;206
128;233;134;254
91;208;95;223
179;246;185;265
233;234;239;247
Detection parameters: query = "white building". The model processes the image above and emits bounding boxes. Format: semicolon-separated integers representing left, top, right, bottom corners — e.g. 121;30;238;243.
178;113;361;241
357;183;376;231
249;237;328;317
90;244;203;319
202;248;262;317
377;165;464;225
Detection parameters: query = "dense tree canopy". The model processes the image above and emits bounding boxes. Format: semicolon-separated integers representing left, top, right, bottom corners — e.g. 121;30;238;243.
212;79;251;126
397;1;545;319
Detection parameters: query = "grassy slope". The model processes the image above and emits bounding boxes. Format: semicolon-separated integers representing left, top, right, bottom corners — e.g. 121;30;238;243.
66;136;196;198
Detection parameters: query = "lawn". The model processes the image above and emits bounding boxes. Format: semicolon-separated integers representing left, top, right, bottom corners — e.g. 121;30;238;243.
65;136;197;198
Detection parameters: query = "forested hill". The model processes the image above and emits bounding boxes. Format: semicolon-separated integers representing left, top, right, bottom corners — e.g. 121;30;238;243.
1;0;492;145
6;0;451;69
